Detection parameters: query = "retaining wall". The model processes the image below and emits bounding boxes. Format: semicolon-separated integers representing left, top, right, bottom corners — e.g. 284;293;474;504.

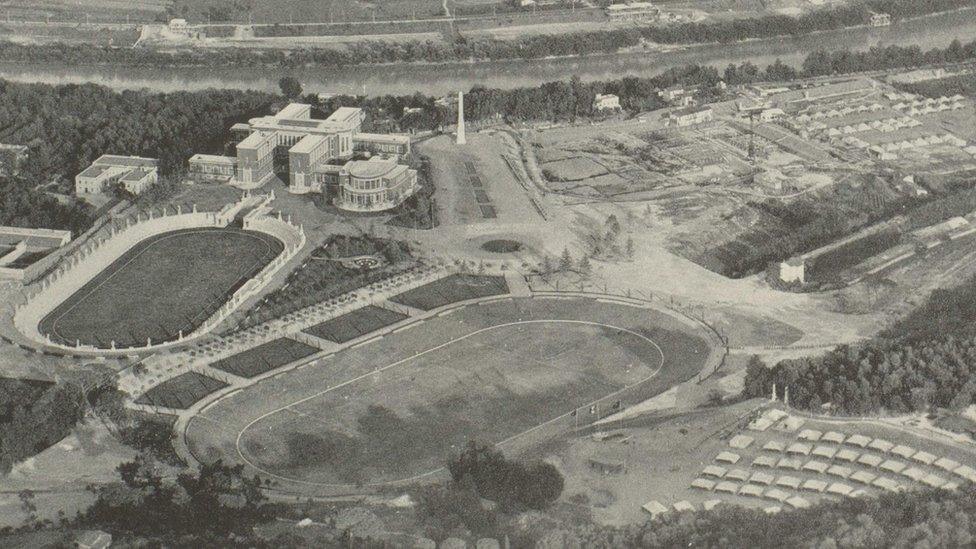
13;195;304;356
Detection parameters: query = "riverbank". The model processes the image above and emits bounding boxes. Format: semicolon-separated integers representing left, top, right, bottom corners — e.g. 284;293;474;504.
2;6;974;98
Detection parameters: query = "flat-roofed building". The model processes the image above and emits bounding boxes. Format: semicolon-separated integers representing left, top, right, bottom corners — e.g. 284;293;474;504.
0;225;71;281
74;154;159;195
224;103;413;211
119;168;158;195
333;157;418;213
188;154;238;182
236;131;277;188
606;2;659;21
668;105;714;127
593;93;621;111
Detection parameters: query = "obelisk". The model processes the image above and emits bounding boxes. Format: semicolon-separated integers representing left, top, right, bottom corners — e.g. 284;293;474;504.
456;91;466;145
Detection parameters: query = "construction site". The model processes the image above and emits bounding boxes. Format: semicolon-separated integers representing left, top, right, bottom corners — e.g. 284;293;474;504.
523;75;976;299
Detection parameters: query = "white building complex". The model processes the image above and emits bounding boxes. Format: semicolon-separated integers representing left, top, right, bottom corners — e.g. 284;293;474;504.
188;103;416;213
75;155;159;195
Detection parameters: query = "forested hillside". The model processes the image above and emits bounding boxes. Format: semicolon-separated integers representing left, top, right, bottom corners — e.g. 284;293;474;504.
743;274;976;415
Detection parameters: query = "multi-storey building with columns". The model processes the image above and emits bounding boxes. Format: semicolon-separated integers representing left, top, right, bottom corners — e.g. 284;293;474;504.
206;103;415;212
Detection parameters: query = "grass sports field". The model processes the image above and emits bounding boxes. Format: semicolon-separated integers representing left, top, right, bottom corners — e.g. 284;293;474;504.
186;297;711;488
39;228;283;348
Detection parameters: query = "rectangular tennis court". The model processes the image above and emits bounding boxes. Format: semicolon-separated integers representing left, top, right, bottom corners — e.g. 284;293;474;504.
303;305;408;343
210;338;319;378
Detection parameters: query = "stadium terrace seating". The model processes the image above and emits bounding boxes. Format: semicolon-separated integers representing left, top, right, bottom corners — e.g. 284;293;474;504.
729;435;754;449
716;451;741;464
702;465;727;478
872;477;902;492
891;445;916;460
753;455;777;468
827;483;853;496
812;445;837;459
879;459;907;474
850;471;877;485
775;476;801;490
912;451;937;465
934;457;961;472
763;440;786;452
749;472;775;486
802;460;829;474
691;478;716;490
715;481;739;494
845;434;871;447
867;439;894;453
673;501;695;513
857;454;883;468
739;484;764;498
802;479;828;493
798;429;823;442
821;431;846;444
827;465;853;479
702;499;723;511
764;488;790;502
786;496;811;509
835;448;859;462
726;469;751;482
777;457;803;471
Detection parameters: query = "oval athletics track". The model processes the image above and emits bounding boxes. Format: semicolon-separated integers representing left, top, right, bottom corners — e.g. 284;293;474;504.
39;228;282;348
185;297;712;489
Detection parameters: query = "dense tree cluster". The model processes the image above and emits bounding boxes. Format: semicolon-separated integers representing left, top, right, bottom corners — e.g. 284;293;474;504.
82;454;270;540
448;441;564;512
0;176;93;234
743;273;976;414
0;81;274;186
536;489;976;548
0;378;85;474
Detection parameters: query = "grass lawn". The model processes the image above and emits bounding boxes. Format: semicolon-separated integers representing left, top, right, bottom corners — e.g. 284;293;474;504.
135;372;227;410
188;298;710;486
390;274;509;310
210;338;319;378
39;228;283;348
303;305;408;344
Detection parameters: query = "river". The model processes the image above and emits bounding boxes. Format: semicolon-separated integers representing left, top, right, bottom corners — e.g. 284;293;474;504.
2;9;975;96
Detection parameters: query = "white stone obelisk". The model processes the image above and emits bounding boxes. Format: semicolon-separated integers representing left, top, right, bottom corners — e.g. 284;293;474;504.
456;91;466;145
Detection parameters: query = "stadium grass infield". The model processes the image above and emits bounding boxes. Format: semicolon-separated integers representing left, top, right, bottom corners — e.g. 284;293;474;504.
38;228;283;348
185;296;712;488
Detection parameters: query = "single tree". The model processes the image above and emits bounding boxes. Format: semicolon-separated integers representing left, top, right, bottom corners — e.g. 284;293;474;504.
559;248;573;271
278;76;303;99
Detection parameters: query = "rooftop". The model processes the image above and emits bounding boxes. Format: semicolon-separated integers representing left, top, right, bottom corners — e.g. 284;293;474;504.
78;164;116;179
189;154;237;166
345;158;401;179
93;154;158;169
290;134;329;155
121;168;153;182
